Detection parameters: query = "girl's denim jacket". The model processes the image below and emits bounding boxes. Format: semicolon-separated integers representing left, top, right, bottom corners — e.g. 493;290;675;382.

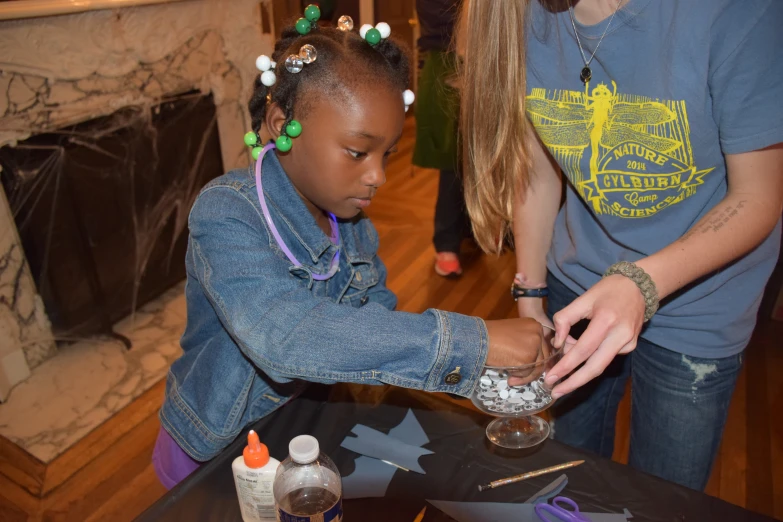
160;152;488;461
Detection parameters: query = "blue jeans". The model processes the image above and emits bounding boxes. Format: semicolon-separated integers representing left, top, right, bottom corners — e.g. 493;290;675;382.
546;273;743;491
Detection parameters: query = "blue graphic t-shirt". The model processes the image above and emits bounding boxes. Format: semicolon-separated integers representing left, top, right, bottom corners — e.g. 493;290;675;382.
525;0;783;357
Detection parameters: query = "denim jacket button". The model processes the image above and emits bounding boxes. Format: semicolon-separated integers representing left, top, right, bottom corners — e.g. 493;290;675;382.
355;271;363;282
444;366;462;385
360;296;369;306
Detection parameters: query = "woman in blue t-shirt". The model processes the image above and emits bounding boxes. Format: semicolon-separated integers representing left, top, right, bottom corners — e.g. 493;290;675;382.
458;0;783;490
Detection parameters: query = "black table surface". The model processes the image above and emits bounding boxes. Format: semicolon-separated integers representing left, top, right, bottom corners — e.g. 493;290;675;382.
137;384;775;522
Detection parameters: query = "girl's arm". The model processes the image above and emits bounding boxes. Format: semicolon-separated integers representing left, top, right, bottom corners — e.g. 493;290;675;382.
189;186;544;398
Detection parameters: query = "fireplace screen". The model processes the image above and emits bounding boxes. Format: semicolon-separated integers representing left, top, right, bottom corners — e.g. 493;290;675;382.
0;92;223;345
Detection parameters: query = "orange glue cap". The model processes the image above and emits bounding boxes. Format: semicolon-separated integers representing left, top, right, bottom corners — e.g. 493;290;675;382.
243;430;270;468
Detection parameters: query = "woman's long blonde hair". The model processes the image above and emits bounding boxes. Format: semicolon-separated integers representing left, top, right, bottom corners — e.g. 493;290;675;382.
457;0;532;254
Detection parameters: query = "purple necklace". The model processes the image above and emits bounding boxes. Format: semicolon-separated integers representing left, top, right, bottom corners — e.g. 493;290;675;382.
254;143;340;281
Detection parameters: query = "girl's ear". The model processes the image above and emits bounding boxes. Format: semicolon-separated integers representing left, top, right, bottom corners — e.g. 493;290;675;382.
265;102;287;139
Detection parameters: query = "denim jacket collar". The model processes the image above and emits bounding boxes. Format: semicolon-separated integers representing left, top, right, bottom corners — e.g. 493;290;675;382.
257;150;374;270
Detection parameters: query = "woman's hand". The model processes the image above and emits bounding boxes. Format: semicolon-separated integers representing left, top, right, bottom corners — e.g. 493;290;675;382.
546;274;645;397
513;273;555;329
517;298;553;328
543;145;783;399
514;278;577;355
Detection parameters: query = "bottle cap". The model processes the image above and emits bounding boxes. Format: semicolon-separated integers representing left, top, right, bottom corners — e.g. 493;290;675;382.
243;430;270;468
289;435;319;464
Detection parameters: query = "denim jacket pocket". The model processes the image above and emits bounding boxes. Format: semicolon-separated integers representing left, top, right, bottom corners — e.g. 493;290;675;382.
350;264;379;289
340;264;379;306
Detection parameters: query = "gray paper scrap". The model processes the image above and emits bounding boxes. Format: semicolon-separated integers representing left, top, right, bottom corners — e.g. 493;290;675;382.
342;455;398;499
523;474;568;504
341;424;434;474
428;500;631;522
342;409;431;497
389;409;430;447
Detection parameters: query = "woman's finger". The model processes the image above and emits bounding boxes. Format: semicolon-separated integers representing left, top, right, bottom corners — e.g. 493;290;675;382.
550;338;620;398
545;317;609;387
550;326;634;396
563;334;578;353
552;296;591;348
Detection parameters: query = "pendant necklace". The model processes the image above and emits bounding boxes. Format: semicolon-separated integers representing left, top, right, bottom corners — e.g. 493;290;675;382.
567;0;622;84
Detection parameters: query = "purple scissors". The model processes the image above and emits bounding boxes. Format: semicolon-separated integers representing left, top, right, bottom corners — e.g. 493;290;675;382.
534;496;591;521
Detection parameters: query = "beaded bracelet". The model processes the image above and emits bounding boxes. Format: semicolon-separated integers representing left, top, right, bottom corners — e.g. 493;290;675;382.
603;261;659;322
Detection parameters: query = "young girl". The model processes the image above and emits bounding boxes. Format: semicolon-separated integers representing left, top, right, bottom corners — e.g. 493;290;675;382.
152;8;546;489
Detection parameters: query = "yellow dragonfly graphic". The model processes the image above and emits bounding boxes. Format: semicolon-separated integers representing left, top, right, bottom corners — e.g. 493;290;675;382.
527;81;680;211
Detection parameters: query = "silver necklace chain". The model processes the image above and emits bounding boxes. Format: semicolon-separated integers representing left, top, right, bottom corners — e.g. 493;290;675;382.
567;0;622;83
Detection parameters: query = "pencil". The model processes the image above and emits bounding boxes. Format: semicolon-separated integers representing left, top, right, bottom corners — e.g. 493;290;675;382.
413;506;427;522
477;460;585;492
381;459;410;472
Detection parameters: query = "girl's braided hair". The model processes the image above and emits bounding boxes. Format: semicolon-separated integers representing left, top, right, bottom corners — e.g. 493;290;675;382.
249;23;412;134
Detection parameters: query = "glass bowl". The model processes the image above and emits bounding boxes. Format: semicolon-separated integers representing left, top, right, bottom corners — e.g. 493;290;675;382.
470;327;563;449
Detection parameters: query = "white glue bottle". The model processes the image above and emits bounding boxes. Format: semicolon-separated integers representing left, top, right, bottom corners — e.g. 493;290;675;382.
232;430;280;522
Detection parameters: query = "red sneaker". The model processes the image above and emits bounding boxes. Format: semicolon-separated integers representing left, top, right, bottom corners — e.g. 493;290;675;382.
434;252;463;278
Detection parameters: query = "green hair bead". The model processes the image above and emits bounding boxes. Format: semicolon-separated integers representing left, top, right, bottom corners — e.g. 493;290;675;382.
364;27;381;46
295;17;311;35
251;146;262;160
304;4;321;22
285;120;302;138
244;131;258;147
276;134;292;152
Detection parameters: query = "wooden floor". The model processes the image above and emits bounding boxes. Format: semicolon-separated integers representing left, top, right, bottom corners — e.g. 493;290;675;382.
1;117;781;520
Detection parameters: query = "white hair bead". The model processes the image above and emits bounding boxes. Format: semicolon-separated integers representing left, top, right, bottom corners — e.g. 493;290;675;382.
375;22;391;39
255;55;271;72
260;70;276;87
359;24;373;38
403;89;415;106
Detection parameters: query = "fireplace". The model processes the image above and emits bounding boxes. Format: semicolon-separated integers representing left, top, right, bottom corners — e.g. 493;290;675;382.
0;0;274;398
1;92;223;342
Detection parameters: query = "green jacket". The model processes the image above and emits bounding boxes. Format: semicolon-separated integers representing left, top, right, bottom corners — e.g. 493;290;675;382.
412;50;460;171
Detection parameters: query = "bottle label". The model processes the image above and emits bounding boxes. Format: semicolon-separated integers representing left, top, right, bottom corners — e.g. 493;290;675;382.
276;497;342;522
235;473;276;521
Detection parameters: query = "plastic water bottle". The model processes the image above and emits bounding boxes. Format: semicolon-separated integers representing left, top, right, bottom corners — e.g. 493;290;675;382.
273;435;343;522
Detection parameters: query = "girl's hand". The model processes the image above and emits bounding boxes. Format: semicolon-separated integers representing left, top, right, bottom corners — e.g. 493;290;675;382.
484;318;545;368
546;274;645;397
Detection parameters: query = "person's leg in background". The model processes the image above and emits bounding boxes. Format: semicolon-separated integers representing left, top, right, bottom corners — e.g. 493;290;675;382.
628;341;742;490
433;167;469;277
412;50;464;277
545;272;631;458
